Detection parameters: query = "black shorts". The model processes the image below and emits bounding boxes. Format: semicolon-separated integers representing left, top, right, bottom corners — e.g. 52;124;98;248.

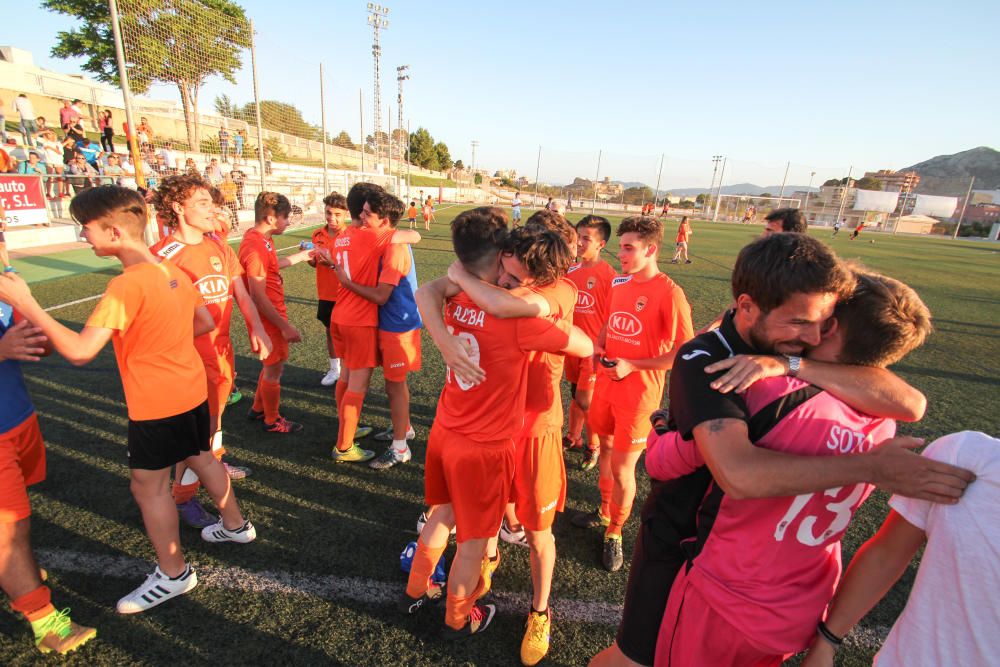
316;299;335;328
127;401;210;470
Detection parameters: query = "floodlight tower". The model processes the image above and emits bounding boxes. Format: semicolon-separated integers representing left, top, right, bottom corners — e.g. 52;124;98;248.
396;65;409;162
471;140;479;177
707;155;722;214
367;3;390;167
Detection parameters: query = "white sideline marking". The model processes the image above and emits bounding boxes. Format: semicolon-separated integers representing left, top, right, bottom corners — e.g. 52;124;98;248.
32;546;891;651
36;546;624;625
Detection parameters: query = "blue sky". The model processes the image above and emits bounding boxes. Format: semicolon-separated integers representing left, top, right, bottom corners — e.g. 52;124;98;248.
9;0;997;188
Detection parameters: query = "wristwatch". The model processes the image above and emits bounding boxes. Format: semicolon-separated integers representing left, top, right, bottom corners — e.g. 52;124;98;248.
785;355;802;377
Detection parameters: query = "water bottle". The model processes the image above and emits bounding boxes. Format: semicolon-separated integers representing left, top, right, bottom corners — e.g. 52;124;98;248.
299;241;314;251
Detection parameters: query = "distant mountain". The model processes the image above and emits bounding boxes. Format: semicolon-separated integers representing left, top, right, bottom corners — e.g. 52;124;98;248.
666;183;818;198
603;180;816;197
902;146;1000;195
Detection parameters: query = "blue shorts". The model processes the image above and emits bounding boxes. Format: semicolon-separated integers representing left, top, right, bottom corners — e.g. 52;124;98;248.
512;208;522;221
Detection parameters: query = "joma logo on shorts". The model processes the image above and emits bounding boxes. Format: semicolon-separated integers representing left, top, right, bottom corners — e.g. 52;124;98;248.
608;311;642;337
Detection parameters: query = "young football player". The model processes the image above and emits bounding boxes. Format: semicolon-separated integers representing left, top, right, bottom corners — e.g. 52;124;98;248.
239;192;313;434
0;186;257;615
311;193;347;387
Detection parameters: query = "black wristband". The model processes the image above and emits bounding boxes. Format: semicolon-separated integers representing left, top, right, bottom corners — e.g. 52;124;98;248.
817;621;843;648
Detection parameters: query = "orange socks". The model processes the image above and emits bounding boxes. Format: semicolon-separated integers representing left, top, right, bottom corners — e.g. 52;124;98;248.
12;585;54;622
606;501;632;538
445;578;485;630
172;478;198;505
251;370;265;412
335;379;347;409
336;390;365;452
598;476;613;519
259;379;281;424
405;541;447;599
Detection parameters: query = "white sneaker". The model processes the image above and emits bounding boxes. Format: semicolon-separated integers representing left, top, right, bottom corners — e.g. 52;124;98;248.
320;368;340;386
373;426;416;441
416;510;456;536
499;518;529;547
201;518;257;543
117;565;198;614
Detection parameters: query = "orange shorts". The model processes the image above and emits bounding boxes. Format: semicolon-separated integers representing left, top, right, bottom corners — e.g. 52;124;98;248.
331;323;379;370
262;321;289;367
588;393;653;453
200;340;235;417
379;329;422;382
424;422;515;543
564;354;597;392
512;430;567;532
0;414;46;523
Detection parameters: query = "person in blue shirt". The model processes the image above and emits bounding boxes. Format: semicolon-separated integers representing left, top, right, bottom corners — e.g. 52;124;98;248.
0;299;97;652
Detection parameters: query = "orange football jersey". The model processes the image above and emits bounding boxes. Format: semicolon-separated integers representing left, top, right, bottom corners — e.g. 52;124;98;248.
565;259;616;341
520;278;577;437
330;225;394;327
597;272;694;411
311;226;341;301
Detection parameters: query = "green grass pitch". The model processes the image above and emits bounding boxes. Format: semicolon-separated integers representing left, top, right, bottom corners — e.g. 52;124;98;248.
1;206;997;665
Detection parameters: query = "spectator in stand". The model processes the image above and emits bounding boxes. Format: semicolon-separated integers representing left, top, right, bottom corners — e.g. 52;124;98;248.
263;147;272;175
13;95;38;147
18;152;46;180
32;117;51;144
0;99;7;144
76;138;103;169
98;110;115;153
159;141;177;173
136;117;154;145
218;128;230;163
39;131;66;198
219;172;239;225
234;130;245;160
65;152;98;193
205;158;223;186
184;157;199;176
58;100;80;131
230;162;247;209
102;153;125;186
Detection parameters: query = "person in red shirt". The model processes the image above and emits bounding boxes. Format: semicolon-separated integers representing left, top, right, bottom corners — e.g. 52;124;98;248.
446;211;584;664
150;174;272;527
563;215;616;470
573;216;695;572
328;185;419;463
0;186;257;616
400;207;592;644
310;193;348;387
238;192;313;433
670;215;692;264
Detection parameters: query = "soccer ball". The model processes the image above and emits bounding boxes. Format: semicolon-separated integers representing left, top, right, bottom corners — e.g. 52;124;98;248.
399;541;447;584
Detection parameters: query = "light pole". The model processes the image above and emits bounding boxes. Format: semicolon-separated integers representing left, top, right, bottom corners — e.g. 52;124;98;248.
803;170;816;215
367;3;390;169
396;65;409;174
707;155;722;218
471;140;479;178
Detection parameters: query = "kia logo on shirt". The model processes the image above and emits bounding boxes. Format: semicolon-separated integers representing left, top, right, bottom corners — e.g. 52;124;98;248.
577;291;595;309
195;274;231;304
608;311;642;336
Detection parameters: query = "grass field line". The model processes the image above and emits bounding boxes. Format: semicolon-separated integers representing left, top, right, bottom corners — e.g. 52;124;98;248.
35;545;626;625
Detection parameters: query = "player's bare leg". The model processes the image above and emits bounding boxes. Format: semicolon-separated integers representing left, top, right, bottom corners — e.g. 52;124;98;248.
185;450;246;530
0;519;44;600
526;528;556;611
130;468;186;576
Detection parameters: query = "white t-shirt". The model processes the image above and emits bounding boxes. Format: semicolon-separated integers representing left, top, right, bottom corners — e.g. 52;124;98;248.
14;96;35;119
160;148;176;169
512;197;521;210
875;431;1000;666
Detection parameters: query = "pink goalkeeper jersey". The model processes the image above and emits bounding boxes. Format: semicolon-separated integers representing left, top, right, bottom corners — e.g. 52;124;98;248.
655;376;896;655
